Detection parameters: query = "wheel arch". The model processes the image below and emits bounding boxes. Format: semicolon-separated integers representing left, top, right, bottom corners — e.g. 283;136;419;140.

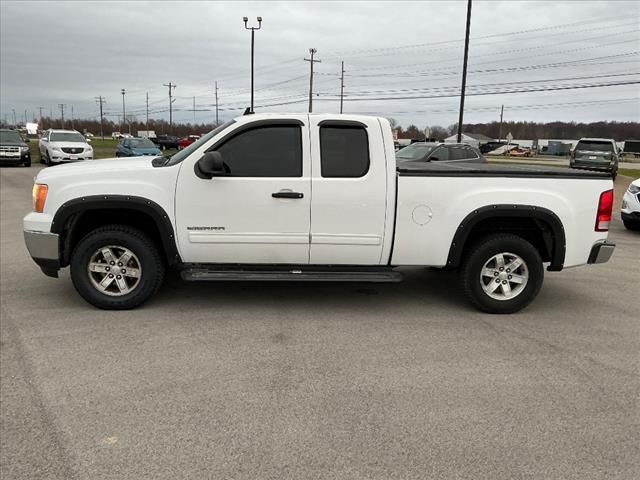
446;204;566;271
51;195;180;267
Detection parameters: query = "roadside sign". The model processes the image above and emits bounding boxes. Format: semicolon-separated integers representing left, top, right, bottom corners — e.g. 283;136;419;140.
506;132;513;143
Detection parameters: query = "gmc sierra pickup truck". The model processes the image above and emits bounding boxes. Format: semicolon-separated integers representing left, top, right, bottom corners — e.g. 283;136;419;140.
24;114;615;313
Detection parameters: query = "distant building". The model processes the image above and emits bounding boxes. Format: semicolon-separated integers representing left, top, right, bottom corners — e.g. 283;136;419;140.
444;132;494;148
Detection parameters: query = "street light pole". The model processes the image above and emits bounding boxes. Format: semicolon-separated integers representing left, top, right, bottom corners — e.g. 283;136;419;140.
456;0;472;143
121;88;126;133
243;16;262;113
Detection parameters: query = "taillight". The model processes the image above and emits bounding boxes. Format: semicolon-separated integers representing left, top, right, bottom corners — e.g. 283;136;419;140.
595;189;613;232
32;184;48;213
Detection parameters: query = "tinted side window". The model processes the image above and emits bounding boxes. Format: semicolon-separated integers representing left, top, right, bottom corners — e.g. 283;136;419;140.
430;146;449;161
464;147;479;159
320;126;369;178
216;125;302;177
449;147;468;160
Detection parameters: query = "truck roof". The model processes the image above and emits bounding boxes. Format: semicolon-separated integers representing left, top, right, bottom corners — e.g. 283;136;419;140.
232;112;383;122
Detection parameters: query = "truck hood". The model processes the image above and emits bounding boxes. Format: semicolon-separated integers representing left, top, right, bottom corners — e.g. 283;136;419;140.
36;156;155;183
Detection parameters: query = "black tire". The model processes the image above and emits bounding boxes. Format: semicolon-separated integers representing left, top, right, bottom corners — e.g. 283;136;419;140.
70;225;165;310
41;151;49;166
623;219;640;231
612;170;617;181
460;233;544;314
23;160;31;167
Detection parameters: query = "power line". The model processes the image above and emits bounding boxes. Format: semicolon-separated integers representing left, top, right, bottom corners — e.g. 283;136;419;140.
324;14;638;58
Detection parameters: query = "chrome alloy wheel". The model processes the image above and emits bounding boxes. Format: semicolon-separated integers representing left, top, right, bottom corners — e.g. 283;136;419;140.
480;252;529;301
87;245;142;296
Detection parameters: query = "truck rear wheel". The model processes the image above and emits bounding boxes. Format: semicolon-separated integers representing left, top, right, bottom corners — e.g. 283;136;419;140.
70;225;165;310
460;234;543;314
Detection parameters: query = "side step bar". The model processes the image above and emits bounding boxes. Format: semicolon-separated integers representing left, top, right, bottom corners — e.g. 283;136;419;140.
180;266;403;283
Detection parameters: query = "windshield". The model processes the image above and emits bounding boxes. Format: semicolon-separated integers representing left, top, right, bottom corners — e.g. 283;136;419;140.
396;144;437;161
0;130;24;144
129;138;156;148
166;120;235;166
50;132;86;143
575;141;614;153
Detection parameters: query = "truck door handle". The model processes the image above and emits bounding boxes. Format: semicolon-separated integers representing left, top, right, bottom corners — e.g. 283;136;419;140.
272;191;304;199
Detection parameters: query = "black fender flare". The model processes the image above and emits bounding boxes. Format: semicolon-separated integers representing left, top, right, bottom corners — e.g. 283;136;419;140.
51;195;180;265
445;204;566;271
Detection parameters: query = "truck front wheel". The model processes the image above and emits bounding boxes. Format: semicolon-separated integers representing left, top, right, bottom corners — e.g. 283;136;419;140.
70;225;165;310
460;234;544;314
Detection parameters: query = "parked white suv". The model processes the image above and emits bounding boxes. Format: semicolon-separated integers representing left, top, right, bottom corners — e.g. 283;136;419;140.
621;178;640;231
39;129;93;165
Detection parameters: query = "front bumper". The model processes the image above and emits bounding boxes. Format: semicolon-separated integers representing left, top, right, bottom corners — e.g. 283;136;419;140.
587;241;615;264
0;151;30;164
24;230;60;277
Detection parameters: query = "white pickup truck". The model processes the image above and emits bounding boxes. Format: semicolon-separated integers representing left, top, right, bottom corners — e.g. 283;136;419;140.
24;114;615;313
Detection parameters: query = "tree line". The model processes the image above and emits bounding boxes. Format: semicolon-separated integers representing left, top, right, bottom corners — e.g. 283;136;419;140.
392;120;639;141
1;116;217;138
2;115;638;142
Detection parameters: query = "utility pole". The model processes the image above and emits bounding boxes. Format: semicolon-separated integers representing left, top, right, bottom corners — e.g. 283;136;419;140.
38;106;44;128
146;92;149;134
243;16;262;113
498;104;504;141
24;109;27;125
95;96;105;139
58;104;66;128
163;82;177;134
121;88;126;133
71;105;74;130
304;48;321;113
456;0;472;143
214;81;219;125
340;61;345;114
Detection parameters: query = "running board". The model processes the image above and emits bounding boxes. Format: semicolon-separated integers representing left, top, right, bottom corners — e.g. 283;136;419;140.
180;266;403;283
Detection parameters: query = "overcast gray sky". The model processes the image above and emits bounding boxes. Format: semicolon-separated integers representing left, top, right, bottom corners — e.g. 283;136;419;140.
1;0;639;128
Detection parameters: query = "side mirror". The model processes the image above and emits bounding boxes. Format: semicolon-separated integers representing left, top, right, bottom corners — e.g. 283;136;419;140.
195;151;225;179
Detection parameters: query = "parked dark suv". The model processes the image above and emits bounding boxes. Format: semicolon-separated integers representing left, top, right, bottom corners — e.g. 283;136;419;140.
396;142;484;164
570;138;619;179
0;129;31;167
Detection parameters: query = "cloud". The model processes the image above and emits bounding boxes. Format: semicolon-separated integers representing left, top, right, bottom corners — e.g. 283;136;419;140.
1;0;638;127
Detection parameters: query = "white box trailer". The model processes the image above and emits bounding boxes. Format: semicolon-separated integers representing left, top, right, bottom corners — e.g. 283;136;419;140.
137;130;157;139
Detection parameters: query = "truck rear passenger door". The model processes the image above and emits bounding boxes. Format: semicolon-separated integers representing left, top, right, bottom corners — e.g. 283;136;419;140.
308;118;391;265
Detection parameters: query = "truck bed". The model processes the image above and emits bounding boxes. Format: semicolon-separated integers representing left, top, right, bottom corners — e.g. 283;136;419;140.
397;161;610;179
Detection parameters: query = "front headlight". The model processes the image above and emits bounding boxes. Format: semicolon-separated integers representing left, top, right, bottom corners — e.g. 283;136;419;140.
20;146;29;153
51;145;62;152
629;183;640;195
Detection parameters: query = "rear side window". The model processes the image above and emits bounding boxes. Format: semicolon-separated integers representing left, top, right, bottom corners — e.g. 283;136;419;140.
320;126;369;177
449;147;468;160
576;141;614;152
431;146;450;161
216;125;302;177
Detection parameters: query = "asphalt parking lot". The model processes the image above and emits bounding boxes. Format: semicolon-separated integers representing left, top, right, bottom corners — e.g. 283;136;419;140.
1;165;639;480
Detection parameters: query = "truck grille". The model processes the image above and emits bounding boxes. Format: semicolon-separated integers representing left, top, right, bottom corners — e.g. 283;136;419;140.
62;147;83;154
0;146;20;153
